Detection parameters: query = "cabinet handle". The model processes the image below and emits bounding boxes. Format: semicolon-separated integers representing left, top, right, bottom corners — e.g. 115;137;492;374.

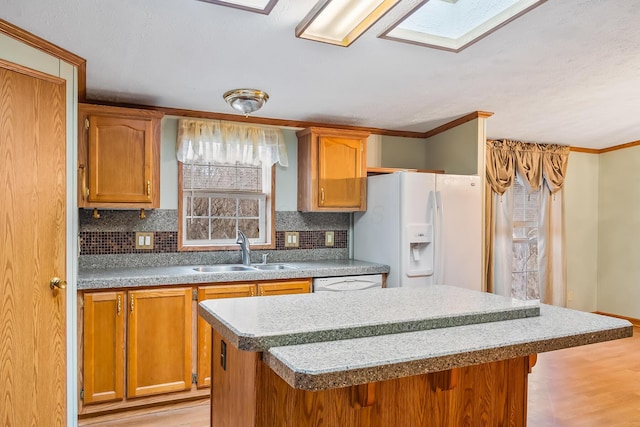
79;165;89;200
147;180;151;199
130;295;134;313
320;188;325;204
117;295;122;315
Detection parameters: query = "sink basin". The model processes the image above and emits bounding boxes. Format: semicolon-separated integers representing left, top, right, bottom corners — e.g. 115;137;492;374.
191;264;298;273
252;264;297;271
192;265;255;273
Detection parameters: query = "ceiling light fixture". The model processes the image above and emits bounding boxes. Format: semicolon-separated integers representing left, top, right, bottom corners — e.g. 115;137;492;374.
196;0;279;14
223;89;269;116
296;0;400;47
380;0;547;52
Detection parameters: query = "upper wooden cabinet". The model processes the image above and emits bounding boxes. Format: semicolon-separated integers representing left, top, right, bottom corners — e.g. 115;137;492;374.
297;127;368;212
78;103;163;208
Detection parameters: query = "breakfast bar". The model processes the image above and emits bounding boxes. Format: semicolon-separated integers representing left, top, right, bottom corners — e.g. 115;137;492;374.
199;286;632;427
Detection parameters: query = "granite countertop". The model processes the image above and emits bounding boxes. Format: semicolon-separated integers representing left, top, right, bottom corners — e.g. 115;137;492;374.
198;285;633;391
77;259;389;290
198;286;540;351
264;304;632;391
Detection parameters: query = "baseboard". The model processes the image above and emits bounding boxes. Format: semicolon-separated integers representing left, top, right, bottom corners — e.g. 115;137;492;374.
594;311;640;327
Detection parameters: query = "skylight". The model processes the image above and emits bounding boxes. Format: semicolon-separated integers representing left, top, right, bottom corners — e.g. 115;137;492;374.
380;0;547;52
197;0;278;14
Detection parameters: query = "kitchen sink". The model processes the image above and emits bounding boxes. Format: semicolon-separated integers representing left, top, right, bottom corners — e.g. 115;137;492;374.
192;265;256;273
252;264;297;271
191;264;297;273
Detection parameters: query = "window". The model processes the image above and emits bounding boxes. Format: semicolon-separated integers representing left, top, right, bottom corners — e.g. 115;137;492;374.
179;162;274;250
511;176;540;300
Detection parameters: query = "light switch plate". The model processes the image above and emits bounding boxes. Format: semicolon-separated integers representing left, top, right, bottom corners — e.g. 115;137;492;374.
284;231;299;248
135;232;154;250
325;231;334;247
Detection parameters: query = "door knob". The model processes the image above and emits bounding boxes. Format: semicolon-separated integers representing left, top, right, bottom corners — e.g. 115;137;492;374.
50;277;67;290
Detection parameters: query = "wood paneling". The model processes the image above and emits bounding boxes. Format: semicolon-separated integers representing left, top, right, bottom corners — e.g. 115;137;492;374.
82;292;125;404
197;280;311;387
211;330;259;427
197;284;256;388
209;337;532;427
0;61;67;426
127;288;192;398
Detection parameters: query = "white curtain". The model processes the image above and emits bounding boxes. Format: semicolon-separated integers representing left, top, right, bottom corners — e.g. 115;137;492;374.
539;189;566;306
176;119;288;167
493;188;514;298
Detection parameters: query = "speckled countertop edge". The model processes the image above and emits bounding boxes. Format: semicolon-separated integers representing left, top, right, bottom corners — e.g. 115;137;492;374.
263;305;633;391
198;286;541;351
77;259;390;290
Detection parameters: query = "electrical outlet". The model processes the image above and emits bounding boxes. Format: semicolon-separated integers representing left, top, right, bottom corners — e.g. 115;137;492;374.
567;290;574;302
325;231;334;247
135;232;154;250
284;231;299;248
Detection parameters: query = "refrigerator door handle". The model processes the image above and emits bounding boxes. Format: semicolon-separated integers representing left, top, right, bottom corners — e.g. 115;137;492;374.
428;190;437;281
435;190;444;284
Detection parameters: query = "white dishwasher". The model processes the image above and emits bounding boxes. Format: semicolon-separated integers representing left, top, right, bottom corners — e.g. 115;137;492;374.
312;274;384;292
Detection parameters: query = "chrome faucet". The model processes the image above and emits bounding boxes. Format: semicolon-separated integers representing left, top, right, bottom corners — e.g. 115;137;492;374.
236;230;251;266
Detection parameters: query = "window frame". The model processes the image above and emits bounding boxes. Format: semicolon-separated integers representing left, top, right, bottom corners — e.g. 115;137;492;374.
177;162;276;251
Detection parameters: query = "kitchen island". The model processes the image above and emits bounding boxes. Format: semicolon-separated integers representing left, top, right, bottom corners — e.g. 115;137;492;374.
199;286;632;427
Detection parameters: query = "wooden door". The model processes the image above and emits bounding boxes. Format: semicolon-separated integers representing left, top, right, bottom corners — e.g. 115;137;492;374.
197;284;256;387
0;61;67;425
318;136;366;209
127;288;192;397
257;279;312;296
87;115;153;203
82;291;125;404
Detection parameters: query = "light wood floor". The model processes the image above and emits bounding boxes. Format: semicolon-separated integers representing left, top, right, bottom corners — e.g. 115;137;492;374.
80;326;639;427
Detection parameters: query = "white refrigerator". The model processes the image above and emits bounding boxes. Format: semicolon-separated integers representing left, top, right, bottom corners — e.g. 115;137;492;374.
353;171;483;291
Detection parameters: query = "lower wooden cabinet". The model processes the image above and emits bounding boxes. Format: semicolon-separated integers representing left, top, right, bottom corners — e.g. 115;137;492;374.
196;279;312;388
127;288;192;398
82;291;125;404
80;279;312;415
81;288;192;406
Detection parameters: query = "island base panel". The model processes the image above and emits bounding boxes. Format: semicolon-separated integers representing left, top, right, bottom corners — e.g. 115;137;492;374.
210;332;532;427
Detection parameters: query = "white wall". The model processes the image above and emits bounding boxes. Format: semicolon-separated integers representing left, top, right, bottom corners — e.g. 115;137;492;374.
597;146;640;318
564;152;599;312
159;117;299;211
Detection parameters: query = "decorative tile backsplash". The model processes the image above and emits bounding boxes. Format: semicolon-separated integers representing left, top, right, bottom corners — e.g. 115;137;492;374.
78;209;351;268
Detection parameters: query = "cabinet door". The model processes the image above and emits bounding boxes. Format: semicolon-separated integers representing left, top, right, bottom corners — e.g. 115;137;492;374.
318;136;366;209
87;115;153;204
83;292;125;404
127;288;192;398
257;279;312;296
197;284;256;388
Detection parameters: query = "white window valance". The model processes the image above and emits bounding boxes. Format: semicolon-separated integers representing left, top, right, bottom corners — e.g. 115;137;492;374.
176;119;288;167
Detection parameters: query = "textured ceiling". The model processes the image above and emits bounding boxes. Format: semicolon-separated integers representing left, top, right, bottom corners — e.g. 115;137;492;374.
2;0;640;149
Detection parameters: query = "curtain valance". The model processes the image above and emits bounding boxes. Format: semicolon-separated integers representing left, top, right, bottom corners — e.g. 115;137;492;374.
176;119;288;167
486;139;569;195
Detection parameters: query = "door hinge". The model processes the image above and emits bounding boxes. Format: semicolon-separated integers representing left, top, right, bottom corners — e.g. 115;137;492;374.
192;289;198;301
192;373;197;385
79;296;84;309
84;118;89;130
80;388;84;400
